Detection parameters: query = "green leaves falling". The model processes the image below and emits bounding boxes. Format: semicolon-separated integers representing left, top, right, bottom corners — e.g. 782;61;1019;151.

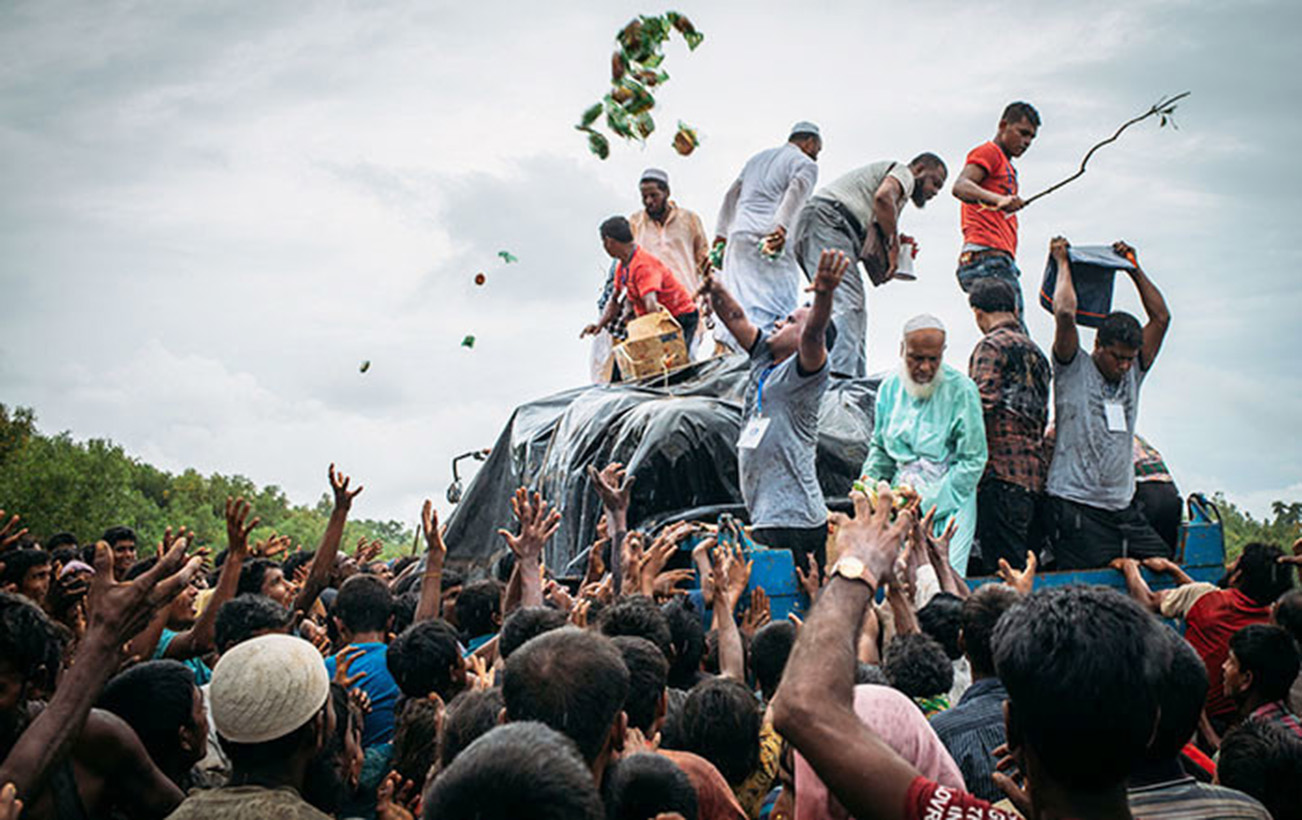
576;12;704;160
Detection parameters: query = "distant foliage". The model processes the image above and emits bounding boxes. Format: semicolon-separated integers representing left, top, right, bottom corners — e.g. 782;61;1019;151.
1211;492;1301;560
0;403;413;556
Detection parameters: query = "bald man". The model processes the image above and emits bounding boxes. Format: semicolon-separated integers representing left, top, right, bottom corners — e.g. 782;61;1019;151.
861;316;987;572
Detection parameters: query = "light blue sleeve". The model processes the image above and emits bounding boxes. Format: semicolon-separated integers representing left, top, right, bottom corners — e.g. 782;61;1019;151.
933;377;988;517
863;386;898;483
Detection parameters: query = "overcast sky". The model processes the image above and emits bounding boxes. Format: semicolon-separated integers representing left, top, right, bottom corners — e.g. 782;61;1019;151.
2;0;1299;530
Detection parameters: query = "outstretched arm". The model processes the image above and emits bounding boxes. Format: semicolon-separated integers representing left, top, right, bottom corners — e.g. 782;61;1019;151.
1050;237;1080;364
697;270;759;351
1115;241;1170;371
294;464;362;615
165;499;257;658
498;488;562;609
414;500;446;624
799;250;851;373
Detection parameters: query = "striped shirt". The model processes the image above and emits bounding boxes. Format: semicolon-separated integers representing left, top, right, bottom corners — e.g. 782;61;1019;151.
1128;776;1271;819
1250;700;1302;741
929;677;1007;803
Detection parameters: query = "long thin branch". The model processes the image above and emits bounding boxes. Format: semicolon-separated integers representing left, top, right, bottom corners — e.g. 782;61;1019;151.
1022;91;1190;207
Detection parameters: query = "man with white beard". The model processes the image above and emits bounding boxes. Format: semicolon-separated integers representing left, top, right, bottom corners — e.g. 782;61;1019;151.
862;315;988;573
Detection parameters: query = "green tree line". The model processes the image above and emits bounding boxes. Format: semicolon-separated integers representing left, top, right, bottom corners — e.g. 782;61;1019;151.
0;404;414;557
1212;492;1302;561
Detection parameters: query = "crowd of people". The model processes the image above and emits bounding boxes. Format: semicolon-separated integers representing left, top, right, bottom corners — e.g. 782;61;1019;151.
1;101;1300;820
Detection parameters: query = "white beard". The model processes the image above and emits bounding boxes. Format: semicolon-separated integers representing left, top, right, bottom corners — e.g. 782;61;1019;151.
901;361;943;401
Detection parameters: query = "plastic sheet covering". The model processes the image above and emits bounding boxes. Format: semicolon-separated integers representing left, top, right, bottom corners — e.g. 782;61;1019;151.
443;354;879;575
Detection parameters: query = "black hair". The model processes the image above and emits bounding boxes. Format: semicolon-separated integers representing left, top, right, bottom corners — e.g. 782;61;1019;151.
612;635;669;734
789;129;820;143
909;152;947;174
333;574;394;634
1230;624;1300;703
1237;542;1294;606
0;548;51;587
680;676;760;785
502;627;630;765
124;556;156;581
1275;589;1302;645
101;525;138;547
856;663;890;686
918;592;964;661
221;701;329;773
993;585;1163;790
391;555;418;576
100;660;200;778
1218;718;1302;820
599;595;674;663
883;633;953;699
492;549;516;584
663;597;705;690
439;688;505;771
1001;101;1041;128
600;216;635;244
968;276;1019;315
960;585;1020;677
456;579;503;641
423;722;604;820
49;546;81;569
390;590;420;636
0;591;66;691
391;695;442;786
237;558;280;598
442;568;466;591
500;606;569;661
602;753;699;820
387;618;463;700
214;594;291;653
1146;628;1208;761
750;621;797;702
45;532;78;551
1097;311;1143;350
281;549;315;579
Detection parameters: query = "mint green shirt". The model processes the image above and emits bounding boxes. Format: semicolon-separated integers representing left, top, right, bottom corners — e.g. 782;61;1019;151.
863;364;987;571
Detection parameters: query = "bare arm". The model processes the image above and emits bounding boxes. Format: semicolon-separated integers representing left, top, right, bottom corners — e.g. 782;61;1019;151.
1050;237;1080;364
873;176;905;273
1115;242;1170;370
588;463;634;596
697;270;759;351
770;487;919;820
799;250;850;373
81;711;183;819
952;163;1021;212
1110;558;1160;614
642;292;661;314
167;499;257;658
583;293;623;338
498;488;561;610
294;464;362;615
414;500;446;624
711;543;750;681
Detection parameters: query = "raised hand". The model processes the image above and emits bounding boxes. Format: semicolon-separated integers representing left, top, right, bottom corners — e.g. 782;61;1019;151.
653;568;696;601
329;463;364;511
498;488;562;563
831;482;916;589
807;248;851;294
997;551;1038;597
621;531;647;596
421;499;447;561
377;771;420;820
740;586;771;637
0;511;28;551
301;618;332;656
692;536;717;602
794;556;822;602
333;646;368;689
0;782;21;820
224;497;260;561
712;542;752;612
1050;235;1070;261
88;538;204;647
588;462;636;513
466;654;494;691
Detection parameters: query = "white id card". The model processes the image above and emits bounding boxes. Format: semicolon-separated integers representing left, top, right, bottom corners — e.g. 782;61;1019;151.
738;417;771;449
1104;400;1127;432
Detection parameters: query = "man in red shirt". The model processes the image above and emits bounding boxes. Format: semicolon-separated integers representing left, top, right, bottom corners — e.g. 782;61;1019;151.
1113;544;1294;734
952;102;1040;318
770;485;1168;820
582;215;700;344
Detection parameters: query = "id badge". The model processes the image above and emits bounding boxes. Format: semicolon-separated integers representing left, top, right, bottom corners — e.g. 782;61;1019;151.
1104;400;1127;433
738;417;771;449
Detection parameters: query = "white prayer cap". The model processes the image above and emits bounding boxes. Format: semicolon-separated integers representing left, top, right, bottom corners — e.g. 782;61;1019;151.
210;634;330;744
903;314;946;336
790;121;821;139
640;167;669;186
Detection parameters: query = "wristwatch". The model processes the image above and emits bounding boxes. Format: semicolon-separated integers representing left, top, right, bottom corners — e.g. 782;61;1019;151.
829;556;876;590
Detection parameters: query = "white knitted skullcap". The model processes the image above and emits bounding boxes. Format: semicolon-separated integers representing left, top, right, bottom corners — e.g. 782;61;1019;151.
210;634;330;744
903;313;946;336
790;121;821;139
640;167;669;186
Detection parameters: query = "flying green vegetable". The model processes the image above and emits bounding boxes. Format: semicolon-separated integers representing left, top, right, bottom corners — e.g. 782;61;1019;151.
359;360;371;373
498;251;518;264
461;335;476;349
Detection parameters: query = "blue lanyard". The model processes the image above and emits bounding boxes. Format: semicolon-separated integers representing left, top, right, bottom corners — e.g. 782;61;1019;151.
755;365;777;417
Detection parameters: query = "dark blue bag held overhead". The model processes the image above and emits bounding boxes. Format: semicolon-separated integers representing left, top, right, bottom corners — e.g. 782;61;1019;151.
1038;244;1136;328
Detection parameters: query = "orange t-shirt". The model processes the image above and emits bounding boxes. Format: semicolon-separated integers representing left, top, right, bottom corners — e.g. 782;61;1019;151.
618;247;697;317
960;141;1019;256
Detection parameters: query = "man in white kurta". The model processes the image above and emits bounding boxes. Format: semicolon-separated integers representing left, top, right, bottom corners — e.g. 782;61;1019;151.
862;315;988;573
712;122;821;346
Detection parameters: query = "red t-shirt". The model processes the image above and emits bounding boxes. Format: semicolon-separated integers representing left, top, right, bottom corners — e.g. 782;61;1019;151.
960;141;1019;256
904;777;1015;820
1184;588;1271;720
618;247;696;318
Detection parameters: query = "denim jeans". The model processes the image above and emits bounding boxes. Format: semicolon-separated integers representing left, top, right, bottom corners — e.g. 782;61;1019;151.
956;253;1025;319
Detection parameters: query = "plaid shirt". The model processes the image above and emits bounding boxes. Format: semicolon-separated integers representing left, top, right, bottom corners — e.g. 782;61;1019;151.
968;322;1050;492
1133;434;1174;483
1250;700;1302;741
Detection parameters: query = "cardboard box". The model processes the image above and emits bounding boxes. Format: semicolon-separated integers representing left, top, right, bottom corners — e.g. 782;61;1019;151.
612;312;689;381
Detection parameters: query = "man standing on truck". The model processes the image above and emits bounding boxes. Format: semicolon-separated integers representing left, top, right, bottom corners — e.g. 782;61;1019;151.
952;102;1039;317
582;216;701;345
1045;236;1171;569
698;248;851;576
630;168;711;355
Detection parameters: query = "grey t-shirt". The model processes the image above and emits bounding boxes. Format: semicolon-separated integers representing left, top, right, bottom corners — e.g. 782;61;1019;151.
738;332;829;528
817;160;914;234
1046;351;1146;511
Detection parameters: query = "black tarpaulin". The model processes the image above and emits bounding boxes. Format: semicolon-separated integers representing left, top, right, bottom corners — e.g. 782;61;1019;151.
443;354;879;574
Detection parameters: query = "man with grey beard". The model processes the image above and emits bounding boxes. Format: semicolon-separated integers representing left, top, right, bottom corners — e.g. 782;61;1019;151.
862;315;987;573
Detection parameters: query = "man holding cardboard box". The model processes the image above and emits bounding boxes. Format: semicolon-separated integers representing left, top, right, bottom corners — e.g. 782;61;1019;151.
582;215;700;346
